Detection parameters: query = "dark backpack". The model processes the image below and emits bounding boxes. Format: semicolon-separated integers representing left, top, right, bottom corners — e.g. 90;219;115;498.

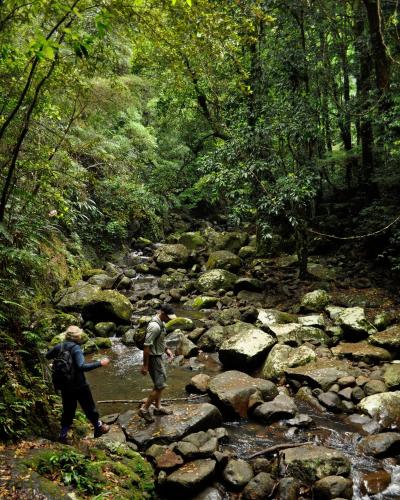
52;343;76;389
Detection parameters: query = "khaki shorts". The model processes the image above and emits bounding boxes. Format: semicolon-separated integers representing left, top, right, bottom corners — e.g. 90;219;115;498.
149;356;167;390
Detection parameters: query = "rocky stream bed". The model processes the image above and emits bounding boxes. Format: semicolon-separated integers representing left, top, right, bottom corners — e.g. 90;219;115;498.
2;228;400;499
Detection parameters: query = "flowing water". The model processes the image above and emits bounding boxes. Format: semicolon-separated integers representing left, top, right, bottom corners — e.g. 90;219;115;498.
86;267;400;499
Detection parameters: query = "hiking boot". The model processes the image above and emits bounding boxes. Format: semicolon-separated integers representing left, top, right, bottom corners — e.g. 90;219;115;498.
154;406;173;416
138;407;155;423
94;422;110;438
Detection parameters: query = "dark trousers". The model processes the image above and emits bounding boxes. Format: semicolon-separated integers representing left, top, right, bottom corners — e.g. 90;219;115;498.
61;384;99;428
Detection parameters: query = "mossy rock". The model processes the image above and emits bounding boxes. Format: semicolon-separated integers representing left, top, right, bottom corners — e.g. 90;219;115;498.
94;337;112;349
166;317;195;332
82;268;107;280
154;244;190;268
301;290;331;312
83;339;99;354
191;296;219;310
136;263;150;273
177;231;206;250
238;245;257;259
206;229;249;253
206;250;241;271
197;269;238;292
94;321;116;336
32;309;80;340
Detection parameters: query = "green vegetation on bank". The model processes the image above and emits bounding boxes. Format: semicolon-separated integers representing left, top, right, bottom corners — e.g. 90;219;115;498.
1;0;400;446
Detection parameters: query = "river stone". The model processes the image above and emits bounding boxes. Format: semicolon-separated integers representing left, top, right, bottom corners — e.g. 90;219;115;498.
373;312;393;331
384;364;400;388
93;337;112;349
175;430;219;459
177;231;206;250
277;477;300;500
191;487;223;500
197;325;226;351
164;459;216;495
206;250;241;272
208;370;278;418
219;321;276;370
333;307;376;337
156;448;184;470
359;470;392;496
358;432;400;456
262;344;317;380
123;403;222;448
186;374;211;393
317;392;344;413
197;269;238;292
166;317;195;332
257;309;298;326
56;282;132;323
192;296;219;310
298;314;326;328
238;246;257;259
280;445;351;482
313;476;353;499
222;459;254;489
358;391;400;430
121;328;136;346
285;359;360;391
210;307;241;326
234;278;265;293
268;323;330;346
88;273;116;289
159;270;188;288
242;472;275;500
154;244;190;268
253;394;298;423
363;380;388;395
369;324;400;348
94;321;116;336
331;342;391;363
207;230;248;253
177;334;198;358
301;290;330;312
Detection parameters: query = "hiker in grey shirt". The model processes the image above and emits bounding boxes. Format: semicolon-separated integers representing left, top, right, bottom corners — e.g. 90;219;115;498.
139;304;175;422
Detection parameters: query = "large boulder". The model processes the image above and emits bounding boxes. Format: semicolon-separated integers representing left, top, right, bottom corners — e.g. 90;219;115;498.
177;231;206;250
122;403;222;448
219;322;276;370
279;445;351;482
268;323;330;346
313;476;353;499
384;364;400;388
285;359;361;391
56;282;132;323
87;273;116;289
206;251;241;272
207;230;248;253
358;391;400;430
358;432;400;456
301;290;330;312
253;394;298;423
164;459;216;495
327;306;376;337
257;309;298;326
331;342;391;362
208;370;278;418
197;325;226;351
197;269;238;292
154;244;190;268
222;459;254;490
369;325;400;349
262;344;317;381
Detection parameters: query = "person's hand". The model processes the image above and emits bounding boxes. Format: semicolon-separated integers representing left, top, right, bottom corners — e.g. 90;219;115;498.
100;358;110;366
166;348;174;360
141;366;148;376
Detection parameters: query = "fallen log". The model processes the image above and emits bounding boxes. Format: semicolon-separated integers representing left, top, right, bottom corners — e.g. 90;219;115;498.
244;441;313;460
97;394;208;404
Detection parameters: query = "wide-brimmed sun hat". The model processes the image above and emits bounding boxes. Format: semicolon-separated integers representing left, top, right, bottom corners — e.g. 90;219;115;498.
65;325;85;342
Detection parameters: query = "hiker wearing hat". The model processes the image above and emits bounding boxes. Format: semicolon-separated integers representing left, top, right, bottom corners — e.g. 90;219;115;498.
139;304;175;422
46;325;110;443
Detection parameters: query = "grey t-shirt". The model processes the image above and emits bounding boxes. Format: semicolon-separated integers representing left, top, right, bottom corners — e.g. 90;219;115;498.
144;315;166;356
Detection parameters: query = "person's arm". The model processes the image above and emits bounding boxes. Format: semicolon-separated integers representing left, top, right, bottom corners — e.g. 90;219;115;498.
165;347;174;360
72;345;105;371
142;345;150;375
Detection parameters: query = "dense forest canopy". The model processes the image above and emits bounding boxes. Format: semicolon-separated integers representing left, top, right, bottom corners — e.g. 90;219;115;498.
1;1;400;438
